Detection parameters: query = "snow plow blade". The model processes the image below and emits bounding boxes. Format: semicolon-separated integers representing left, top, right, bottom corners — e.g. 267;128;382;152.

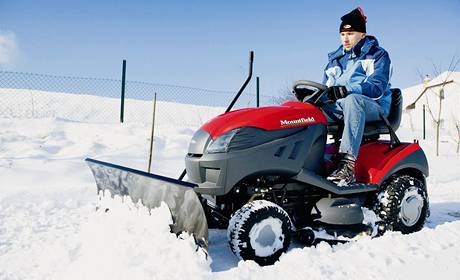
85;158;208;249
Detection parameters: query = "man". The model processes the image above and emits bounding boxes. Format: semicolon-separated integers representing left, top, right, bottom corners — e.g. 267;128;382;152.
321;7;392;186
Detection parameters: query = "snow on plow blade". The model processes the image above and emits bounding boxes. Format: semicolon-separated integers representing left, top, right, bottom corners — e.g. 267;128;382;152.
85;158;208;249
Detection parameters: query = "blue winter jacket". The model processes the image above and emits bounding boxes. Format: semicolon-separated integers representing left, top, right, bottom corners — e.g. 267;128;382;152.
322;35;392;115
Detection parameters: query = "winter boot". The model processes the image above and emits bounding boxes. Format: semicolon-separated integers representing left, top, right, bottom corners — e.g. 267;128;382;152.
327;153;356;186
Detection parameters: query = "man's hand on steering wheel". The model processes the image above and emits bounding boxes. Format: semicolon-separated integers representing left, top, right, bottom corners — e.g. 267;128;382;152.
324;86;348;101
294;88;315;102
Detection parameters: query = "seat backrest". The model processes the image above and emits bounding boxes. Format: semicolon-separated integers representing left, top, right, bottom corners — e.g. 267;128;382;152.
361;88;402;137
385;88;402;132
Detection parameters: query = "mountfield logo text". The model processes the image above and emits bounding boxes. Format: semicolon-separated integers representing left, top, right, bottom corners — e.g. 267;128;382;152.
280;117;315;127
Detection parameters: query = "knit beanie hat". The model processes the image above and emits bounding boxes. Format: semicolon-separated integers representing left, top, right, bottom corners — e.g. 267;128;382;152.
340;7;367;33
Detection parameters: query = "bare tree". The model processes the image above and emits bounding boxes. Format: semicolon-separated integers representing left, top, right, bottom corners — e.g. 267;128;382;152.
273;86;297;105
456;122;460;154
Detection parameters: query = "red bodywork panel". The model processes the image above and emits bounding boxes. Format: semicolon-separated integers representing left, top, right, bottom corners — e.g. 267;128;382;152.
201;102;327;139
355;142;421;184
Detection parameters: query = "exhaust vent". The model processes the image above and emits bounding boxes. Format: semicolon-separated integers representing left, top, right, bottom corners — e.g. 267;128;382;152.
288;141;303;160
274;146;287;157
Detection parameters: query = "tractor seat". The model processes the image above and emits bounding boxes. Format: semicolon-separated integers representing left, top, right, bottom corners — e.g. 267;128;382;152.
327;88;402;138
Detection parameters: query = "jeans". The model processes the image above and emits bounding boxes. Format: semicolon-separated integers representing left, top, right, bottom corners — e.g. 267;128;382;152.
321;94;388;158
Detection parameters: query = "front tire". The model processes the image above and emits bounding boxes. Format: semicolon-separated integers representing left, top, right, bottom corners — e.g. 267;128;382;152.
227;200;292;266
373;175;429;234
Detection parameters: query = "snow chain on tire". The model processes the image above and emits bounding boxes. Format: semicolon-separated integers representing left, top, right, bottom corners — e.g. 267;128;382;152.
227;200;292;266
373;174;429;234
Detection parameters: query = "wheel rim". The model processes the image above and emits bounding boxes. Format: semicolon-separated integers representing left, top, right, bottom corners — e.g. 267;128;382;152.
399;187;424;227
248;217;285;257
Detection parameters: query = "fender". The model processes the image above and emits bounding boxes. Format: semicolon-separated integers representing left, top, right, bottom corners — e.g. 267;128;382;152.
355;142;428;185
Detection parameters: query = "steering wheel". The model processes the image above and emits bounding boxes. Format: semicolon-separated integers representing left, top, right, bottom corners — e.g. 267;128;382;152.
292;80;327;105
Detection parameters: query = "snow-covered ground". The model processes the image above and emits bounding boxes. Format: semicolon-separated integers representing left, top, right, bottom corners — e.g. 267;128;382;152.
1;92;460;279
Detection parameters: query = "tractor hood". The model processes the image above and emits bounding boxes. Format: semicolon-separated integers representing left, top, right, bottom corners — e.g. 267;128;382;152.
201;102;327;139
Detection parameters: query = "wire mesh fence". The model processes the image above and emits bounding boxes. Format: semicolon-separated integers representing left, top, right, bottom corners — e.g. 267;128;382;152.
0;71;278;127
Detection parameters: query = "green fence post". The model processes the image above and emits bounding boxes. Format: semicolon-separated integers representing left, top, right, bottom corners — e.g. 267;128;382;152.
120;59;126;123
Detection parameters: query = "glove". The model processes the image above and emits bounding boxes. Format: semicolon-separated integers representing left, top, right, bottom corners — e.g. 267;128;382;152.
293;88;314;101
325;86;348;101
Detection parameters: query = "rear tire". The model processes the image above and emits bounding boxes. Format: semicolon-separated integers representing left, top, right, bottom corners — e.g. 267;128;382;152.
227;200;292;266
373;175;429;234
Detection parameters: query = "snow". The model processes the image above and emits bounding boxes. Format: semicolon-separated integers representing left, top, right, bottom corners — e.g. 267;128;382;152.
1;89;460;279
362;207;381;237
0;88;225;125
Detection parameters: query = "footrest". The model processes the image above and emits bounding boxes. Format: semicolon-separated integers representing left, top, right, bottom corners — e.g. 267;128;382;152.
293;170;379;195
344;183;379;192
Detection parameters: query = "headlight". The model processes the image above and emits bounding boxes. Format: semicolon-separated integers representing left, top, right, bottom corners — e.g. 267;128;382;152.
206;129;239;153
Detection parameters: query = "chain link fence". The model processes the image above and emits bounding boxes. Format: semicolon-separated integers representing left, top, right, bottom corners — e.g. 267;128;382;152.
0;71;278;127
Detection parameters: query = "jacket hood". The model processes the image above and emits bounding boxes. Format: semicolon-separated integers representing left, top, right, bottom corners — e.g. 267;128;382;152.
328;35;379;61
